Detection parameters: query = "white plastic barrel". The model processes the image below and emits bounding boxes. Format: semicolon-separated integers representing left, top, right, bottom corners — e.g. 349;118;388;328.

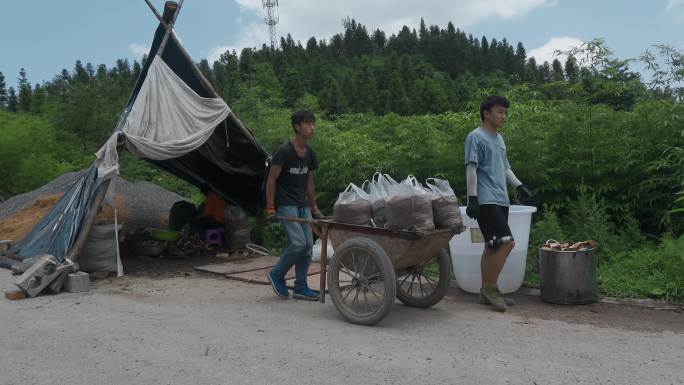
449;205;537;294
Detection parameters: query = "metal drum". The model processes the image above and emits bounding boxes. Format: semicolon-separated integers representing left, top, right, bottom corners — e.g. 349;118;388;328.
539;247;597;304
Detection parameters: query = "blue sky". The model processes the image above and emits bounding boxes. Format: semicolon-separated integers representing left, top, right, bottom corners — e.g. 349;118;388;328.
1;0;683;88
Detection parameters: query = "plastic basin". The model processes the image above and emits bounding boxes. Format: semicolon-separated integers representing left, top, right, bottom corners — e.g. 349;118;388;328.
449;205;537;294
148;228;180;242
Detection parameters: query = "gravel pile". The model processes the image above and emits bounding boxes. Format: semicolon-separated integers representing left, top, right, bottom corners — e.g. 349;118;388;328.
0;170;188;229
0;170;87;221
113;179;186;229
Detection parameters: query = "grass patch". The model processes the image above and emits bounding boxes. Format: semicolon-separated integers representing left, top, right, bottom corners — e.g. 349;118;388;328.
598;235;684;302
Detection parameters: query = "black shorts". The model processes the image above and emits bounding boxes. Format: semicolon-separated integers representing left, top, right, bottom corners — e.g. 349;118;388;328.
476;205;513;248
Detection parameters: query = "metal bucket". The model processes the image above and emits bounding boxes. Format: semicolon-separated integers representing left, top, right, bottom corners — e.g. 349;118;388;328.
539;247;597;304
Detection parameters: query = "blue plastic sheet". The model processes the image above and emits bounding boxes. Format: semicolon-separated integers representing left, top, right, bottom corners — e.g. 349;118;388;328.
4;165;101;268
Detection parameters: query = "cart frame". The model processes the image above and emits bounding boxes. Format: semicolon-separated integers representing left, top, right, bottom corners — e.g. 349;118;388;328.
276;217;456;304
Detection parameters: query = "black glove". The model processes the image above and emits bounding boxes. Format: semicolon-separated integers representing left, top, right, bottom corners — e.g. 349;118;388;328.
466;196;480;220
516;185;534;205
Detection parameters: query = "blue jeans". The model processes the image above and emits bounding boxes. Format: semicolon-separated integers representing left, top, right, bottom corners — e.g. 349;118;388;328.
271;206;313;289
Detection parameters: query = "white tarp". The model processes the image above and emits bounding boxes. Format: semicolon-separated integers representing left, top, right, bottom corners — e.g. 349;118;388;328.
96;54;231;179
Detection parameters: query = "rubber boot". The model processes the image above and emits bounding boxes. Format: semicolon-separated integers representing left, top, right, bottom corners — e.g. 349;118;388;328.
479;287;516;306
479;286;507;312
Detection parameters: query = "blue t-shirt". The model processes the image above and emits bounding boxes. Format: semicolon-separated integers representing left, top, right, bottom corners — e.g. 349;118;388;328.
464;127;511;206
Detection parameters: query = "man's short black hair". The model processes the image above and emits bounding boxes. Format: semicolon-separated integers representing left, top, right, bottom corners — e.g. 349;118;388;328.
291;110;316;132
480;96;510;121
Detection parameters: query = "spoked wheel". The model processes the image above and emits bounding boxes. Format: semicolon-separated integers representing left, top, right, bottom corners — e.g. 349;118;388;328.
396;249;451;308
328;237;396;326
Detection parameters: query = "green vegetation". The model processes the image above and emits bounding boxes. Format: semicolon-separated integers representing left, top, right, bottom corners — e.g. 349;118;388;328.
0;19;682;301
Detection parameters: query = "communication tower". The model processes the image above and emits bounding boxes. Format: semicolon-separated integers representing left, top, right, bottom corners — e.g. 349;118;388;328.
262;0;279;49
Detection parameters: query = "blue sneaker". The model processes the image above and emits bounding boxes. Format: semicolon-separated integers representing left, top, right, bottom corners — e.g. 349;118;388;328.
292;286;320;301
267;270;289;298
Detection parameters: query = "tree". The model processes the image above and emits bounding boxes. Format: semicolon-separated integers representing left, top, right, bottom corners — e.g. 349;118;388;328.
0;72;6;108
525;57;538;83
515;43;527;81
132;60;142;81
96;64;108;81
51;69;71;101
418;18;429;53
413;75;449;114
198;59;216;86
306;37;319;54
538;61;552;83
343;19;374;56
564;55;578;82
283;68;305;107
239;48;256;82
372;29;387;53
73;60;90;84
388;26;419;55
329;34;344;58
17;68;32;112
253;62;283;105
480;36;490;73
351;59;378;112
31;83;45;114
219;50;241;100
7;87;18;112
452;71;478;110
319;76;347;115
115;59;131;81
552;59;565;81
385;72;410;114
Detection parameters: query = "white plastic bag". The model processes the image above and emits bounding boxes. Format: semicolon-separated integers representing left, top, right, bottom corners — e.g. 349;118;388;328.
333;182;372;225
311;238;335;263
426;178;465;233
368;172;397;228
386;175;435;231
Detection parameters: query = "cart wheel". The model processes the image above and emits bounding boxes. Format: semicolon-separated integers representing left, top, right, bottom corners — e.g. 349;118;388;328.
396;249;451;308
328;237;396;326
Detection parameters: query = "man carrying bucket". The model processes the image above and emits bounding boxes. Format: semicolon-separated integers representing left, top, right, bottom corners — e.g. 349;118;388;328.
264;110;325;301
464;96;533;311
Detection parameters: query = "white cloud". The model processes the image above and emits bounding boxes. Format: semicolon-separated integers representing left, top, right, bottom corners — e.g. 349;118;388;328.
528;36;584;64
217;0;557;56
666;0;684;21
207;46;236;63
206;22;268;63
129;43;150;59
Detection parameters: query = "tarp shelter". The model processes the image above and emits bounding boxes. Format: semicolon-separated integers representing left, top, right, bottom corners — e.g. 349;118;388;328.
1;1;269;275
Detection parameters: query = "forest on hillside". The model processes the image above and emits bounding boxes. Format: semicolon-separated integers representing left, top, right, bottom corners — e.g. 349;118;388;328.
1;19;683;300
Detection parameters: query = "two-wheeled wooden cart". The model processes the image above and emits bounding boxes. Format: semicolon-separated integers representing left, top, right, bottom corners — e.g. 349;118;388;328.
278;217;458;325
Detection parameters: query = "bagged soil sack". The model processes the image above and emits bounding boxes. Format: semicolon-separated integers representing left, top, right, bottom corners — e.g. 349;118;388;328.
80;224;122;274
386;176;434;231
368;172;398;228
426;178;465;233
333;183;372;225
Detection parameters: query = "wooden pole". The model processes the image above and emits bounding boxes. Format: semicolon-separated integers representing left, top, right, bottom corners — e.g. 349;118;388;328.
157;0;184;56
144;0;167;27
319;225;328;303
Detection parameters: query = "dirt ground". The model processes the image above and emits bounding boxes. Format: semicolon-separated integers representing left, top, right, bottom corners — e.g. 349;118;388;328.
1;254;683;385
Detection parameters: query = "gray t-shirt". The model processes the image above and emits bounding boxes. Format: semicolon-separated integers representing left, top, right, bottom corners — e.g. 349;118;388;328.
464;127;511;206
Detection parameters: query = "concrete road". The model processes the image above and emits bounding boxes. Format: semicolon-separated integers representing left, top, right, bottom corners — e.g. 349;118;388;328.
1;268;683;385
